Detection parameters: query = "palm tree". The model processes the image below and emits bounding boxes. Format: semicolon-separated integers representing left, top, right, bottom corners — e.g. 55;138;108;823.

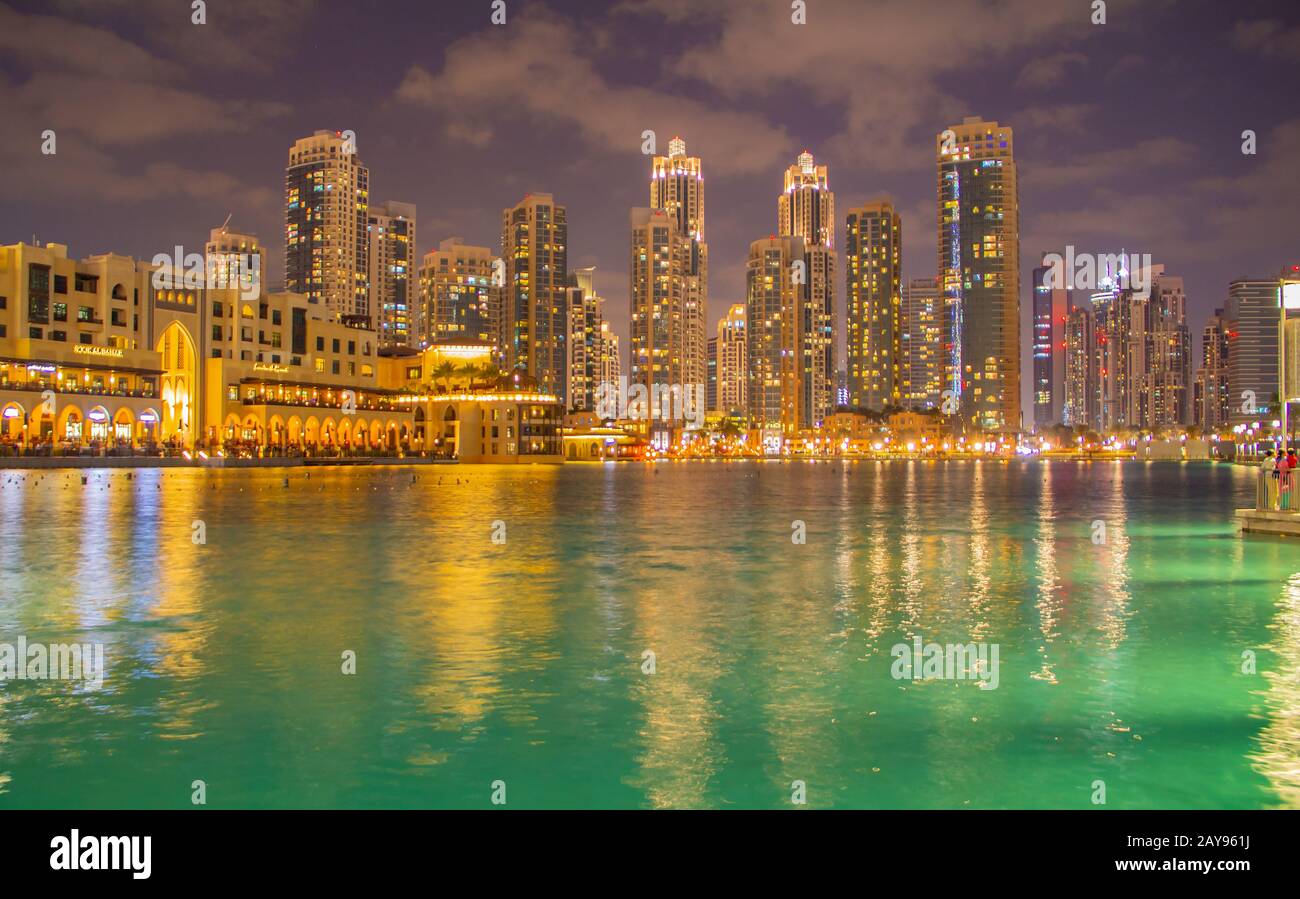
432;361;457;393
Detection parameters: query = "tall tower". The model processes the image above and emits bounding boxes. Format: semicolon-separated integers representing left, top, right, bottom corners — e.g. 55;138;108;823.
937;117;1020;431
650;136;708;394
1032;251;1073;428
1195;308;1230;432
285;130;370;325
501;194;568;398
566;266;607;412
367;200;416;348
1225;278;1280;426
716;303;747;415
777;149;836;426
746;236;813;440
845;202;901;411
1064;301;1097;428
901;276;942;411
629;207;692;426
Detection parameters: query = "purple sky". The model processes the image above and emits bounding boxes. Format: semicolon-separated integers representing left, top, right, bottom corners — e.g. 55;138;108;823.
3;0;1299;417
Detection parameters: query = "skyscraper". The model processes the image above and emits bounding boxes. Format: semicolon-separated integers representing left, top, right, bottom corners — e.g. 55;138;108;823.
1064;302;1096;428
502;194;567;398
1194;308;1230;432
747;236;817;439
650;136;708;395
777;150;835;426
715;303;747;415
901;277;942;411
937;117;1020;431
845;203;901;411
284;130;370;325
1032;252;1073;429
367;201;416;348
1226;278;1281;425
629;207;693;426
417;238;501;354
566;266;607;412
1138;270;1191;427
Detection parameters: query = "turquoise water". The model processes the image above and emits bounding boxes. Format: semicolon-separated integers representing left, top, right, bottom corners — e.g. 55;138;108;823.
0;460;1297;809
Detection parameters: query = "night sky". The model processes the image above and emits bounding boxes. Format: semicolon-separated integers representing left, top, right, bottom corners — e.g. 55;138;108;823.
2;0;1298;416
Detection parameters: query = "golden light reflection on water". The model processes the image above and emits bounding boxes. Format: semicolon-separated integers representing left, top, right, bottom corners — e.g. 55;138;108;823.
0;461;1294;808
1254;571;1300;807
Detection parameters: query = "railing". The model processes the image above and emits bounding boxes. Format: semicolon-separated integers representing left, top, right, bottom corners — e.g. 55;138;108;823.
1256;469;1298;512
0;382;157;399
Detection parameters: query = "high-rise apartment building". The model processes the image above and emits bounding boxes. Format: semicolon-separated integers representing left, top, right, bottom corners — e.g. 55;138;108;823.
715;303;747;415
776;150;835;427
566;266;607;412
1226;278;1281;425
747;236;827;439
1032;252;1073;428
1064;302;1096;428
650;137;708;395
937;117;1020;431
502;194;567;398
285;130;370;325
901;277;942;411
417;238;501;356
845;202;901;411
1194;308;1231;432
629;207;696;427
367;201;416;348
1138;271;1191;427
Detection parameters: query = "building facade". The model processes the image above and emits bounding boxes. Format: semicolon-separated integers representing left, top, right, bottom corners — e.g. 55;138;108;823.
937;117;1021;432
367;201;416;349
1226;278;1281;426
1032;253;1073;429
501;194;567;400
845;202;901;411
417;238;501;357
650;137;708;394
284;130;370;325
901;277;942;411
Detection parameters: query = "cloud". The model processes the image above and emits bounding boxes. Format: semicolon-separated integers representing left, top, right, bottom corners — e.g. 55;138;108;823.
392;8;794;176
1231;18;1300;62
1015;52;1088;91
1020;137;1198;190
0;2;179;80
1016;103;1098;135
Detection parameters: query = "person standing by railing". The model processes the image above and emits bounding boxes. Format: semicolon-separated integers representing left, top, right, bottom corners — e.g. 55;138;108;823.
1276;448;1292;510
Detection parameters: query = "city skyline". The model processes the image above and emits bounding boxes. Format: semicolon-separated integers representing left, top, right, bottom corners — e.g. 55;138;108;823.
5;0;1300;423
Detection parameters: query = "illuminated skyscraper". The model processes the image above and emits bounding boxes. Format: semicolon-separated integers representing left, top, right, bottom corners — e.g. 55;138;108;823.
1226;278;1281;425
1032;251;1073;428
650;136;708;394
1195;308;1230;432
747;235;829;439
937;117;1020;431
502;194;567;398
776;150;835;426
566;266;607;412
901;277;942;411
418;238;502;357
284;130;370;325
367;200;416;348
1064;302;1097;427
715;303;747;415
629;207;693;426
845;202;901;411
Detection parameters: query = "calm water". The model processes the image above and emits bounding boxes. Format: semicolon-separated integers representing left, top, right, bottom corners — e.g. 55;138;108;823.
0;460;1297;809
